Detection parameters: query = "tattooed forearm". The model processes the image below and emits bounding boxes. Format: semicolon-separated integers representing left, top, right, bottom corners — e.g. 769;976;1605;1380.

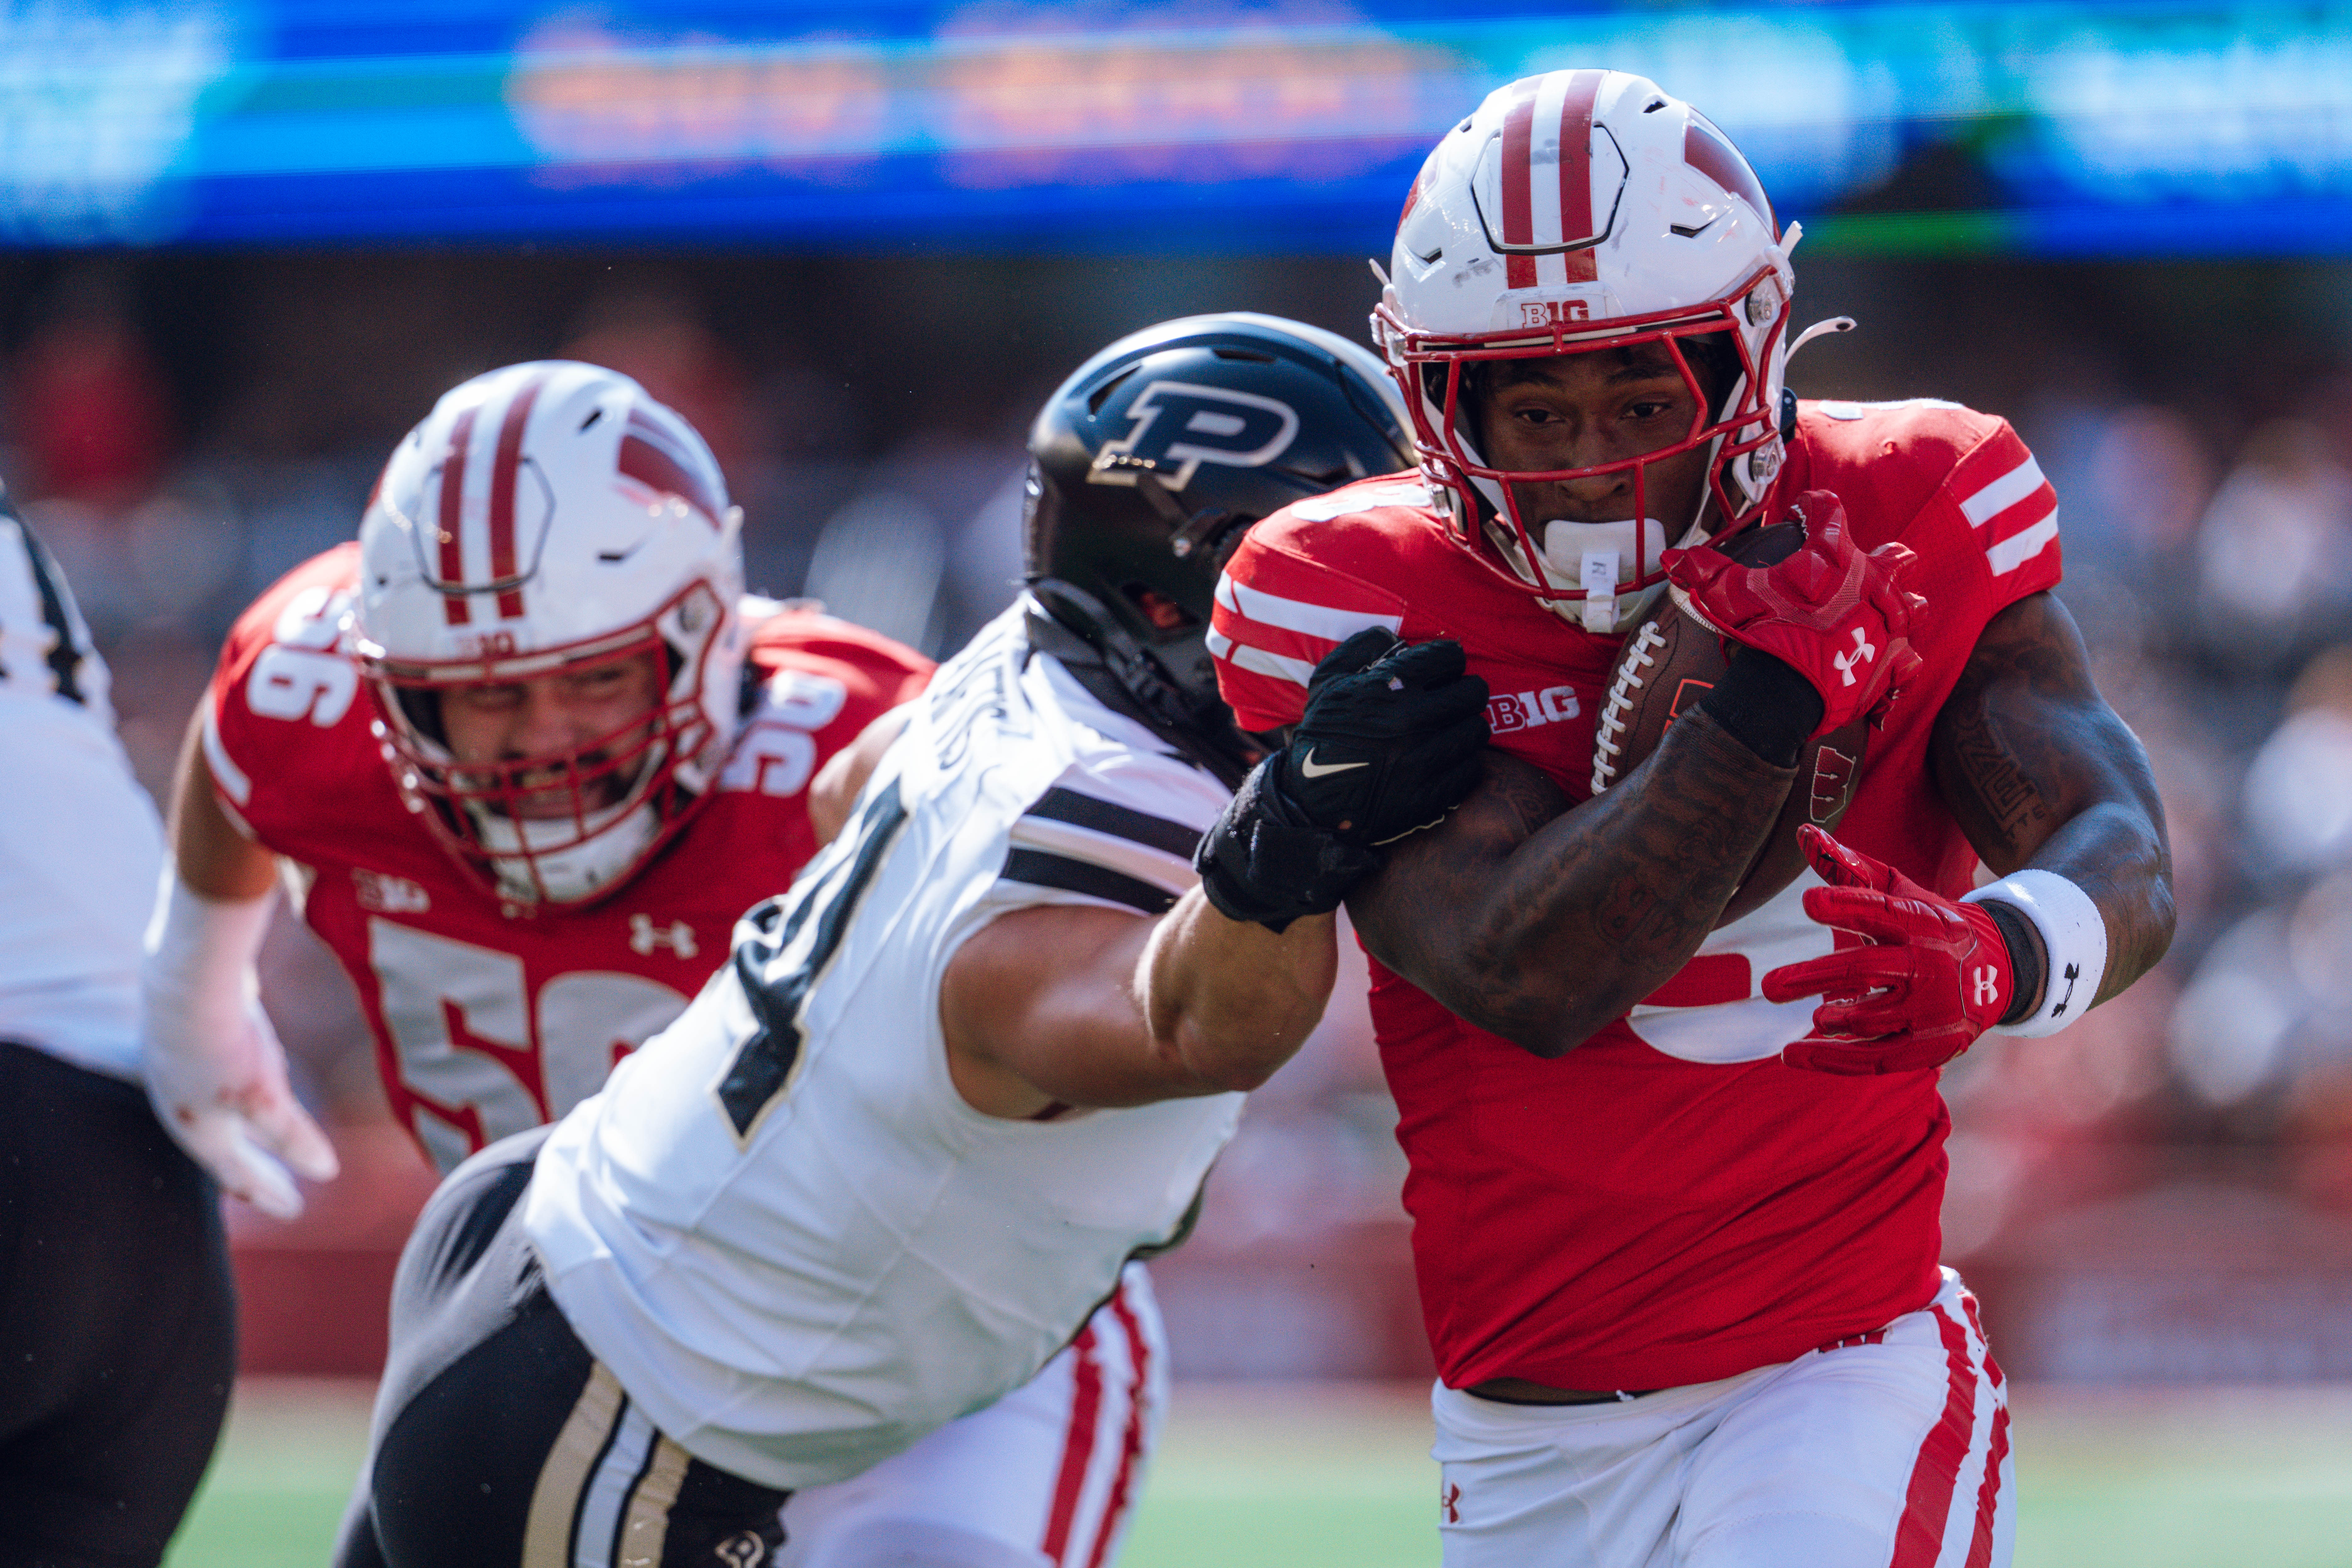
1351;709;1795;1056
1931;591;2174;1006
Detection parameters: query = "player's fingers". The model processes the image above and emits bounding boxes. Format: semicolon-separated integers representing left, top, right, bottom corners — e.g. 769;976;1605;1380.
1797;888;1927;947
1309;627;1400;690
248;1087;341;1184
1421;712;1493;767
1761;954;1862;1003
172;1107;305;1220
223;1132;306;1221
1811;989;1918;1036
1795;824;1890;894
1374;636;1467;690
1867;539;1919;585
1781;1036;1889;1075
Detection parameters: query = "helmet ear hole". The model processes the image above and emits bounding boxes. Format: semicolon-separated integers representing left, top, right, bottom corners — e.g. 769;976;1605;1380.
1121;583;1199;634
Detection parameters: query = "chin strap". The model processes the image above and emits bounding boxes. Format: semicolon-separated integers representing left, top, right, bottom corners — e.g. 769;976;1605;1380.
1021;586;1260;789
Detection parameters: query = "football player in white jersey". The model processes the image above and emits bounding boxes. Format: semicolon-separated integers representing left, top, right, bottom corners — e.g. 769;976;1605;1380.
0;481;240;1566
328;315;1491;1568
141;358;1192;1568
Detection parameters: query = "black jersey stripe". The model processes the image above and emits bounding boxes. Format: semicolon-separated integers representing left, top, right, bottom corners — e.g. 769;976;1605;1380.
1023;788;1202;861
2;511;90;705
1001;849;1179;916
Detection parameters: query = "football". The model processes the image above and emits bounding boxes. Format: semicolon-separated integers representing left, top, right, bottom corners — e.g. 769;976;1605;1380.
1587;520;1866;927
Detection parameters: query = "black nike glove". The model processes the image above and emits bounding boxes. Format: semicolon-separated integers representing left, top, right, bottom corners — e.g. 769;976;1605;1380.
1195;628;1490;931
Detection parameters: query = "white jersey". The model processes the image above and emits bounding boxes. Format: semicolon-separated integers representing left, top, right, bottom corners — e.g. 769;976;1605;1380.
0;504;161;1082
526;600;1242;1490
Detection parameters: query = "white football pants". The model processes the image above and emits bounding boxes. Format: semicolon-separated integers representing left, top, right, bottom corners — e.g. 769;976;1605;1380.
1431;1269;2013;1568
775;1263;1167;1568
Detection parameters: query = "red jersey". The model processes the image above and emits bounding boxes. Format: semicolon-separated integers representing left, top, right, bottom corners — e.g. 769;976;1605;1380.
1209;400;2064;1392
205;544;933;1174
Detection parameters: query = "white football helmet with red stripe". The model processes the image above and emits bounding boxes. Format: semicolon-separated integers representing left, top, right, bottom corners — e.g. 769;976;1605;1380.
353;360;745;905
1374;69;1811;629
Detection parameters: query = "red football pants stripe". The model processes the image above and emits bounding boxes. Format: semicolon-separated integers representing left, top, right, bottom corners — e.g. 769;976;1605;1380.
1084;1282;1155;1568
1041;1326;1103;1565
1889;1304;1981;1568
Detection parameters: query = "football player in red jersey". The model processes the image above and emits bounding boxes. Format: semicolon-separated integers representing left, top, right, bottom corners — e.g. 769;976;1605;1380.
136;360;1192;1568
1204;72;2173;1567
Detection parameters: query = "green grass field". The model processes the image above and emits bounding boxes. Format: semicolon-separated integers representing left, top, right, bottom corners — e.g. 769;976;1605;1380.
168;1381;2352;1567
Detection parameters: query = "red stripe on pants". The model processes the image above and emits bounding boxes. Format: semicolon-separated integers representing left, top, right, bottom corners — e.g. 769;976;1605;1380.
1963;1400;2010;1568
1084;1281;1155;1568
1890;1305;1977;1568
1041;1326;1103;1565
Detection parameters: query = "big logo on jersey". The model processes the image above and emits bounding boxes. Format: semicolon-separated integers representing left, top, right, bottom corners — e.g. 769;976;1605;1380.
1089;381;1299;492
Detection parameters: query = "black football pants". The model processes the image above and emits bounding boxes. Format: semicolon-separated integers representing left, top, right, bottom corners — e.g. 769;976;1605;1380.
335;1127;790;1568
0;1040;236;1568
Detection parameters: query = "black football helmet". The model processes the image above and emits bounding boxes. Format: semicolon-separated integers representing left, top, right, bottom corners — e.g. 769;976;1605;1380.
1024;312;1412;784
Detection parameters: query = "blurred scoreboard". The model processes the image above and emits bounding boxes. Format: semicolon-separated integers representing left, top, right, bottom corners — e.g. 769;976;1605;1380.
3;0;2348;253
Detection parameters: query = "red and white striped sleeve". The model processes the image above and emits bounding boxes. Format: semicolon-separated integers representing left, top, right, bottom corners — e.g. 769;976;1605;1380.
1940;420;2063;606
1206;530;1407;734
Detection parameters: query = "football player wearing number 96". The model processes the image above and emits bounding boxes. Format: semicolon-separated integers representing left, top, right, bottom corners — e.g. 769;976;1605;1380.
209;321;1482;1567
1206;72;2175;1566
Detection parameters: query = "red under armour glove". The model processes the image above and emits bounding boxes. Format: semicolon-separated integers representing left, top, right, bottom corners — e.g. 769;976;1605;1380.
1660;490;1925;738
1761;825;2018;1075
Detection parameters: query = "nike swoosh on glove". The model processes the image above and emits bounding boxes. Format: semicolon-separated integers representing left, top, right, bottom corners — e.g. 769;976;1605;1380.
1275;626;1491;847
1761;825;2018;1075
1195;628;1489;930
1660;489;1926;737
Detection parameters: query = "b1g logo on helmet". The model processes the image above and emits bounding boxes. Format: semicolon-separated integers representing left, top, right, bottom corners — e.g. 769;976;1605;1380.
1516;298;1592;328
1089;380;1300;492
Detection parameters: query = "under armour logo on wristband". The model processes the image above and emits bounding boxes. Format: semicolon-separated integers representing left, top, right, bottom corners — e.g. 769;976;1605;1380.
2052;961;2081;1019
1972;967;2000;1008
1833;625;1876;686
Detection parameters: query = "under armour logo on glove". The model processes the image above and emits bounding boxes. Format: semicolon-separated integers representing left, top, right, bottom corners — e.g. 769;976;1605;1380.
1660;489;1923;737
1761;825;2021;1075
1833;626;1876;686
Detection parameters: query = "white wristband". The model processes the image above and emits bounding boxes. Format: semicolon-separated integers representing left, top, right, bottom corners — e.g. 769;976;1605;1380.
142;868;275;1043
1962;870;2108;1039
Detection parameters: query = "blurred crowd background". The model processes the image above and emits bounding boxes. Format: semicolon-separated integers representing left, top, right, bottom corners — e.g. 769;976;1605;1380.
7;0;2352;1389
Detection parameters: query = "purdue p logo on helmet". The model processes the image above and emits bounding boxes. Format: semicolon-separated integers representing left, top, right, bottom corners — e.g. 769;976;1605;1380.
1087;381;1302;492
1024;313;1413;784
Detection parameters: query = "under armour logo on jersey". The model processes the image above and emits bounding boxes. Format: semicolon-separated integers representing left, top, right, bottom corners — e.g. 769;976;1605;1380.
1833;625;1877;686
1972;966;2001;1008
1089;381;1300;492
629;914;698;959
1441;1480;1461;1524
